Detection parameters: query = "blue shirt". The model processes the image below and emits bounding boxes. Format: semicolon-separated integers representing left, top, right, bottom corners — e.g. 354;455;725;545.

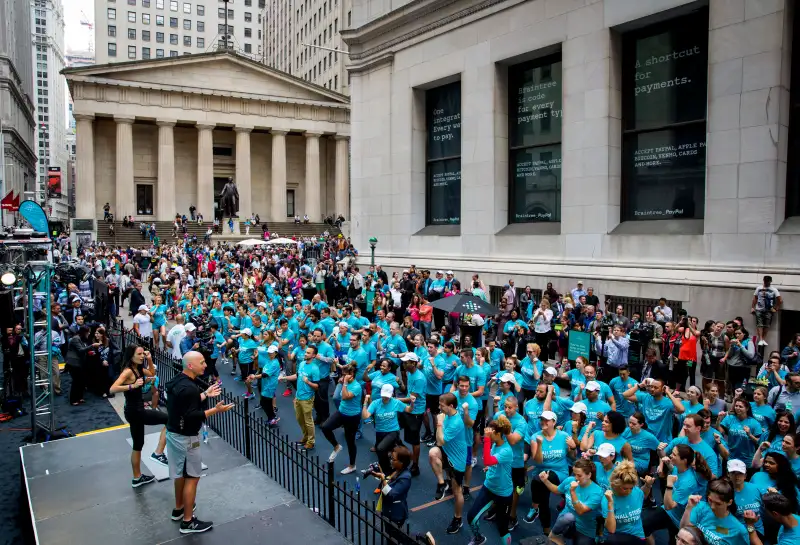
623;428;660;473
594;461;615;491
532;430;571;481
453;364;486;395
439;353;460;384
405;369;426;414
558;477;604;538
259;355;281;398
751;402;777;429
602;487;645;539
721;415;762;465
596;336;630;367
778;515;800;545
296;361;320;401
483;442;514;497
488;347;505;374
690;501;750;545
733;482;765;535
666;436;721;478
666;467;707;526
344;346;370;384
584;398;612;427
367;398;407;432
520;356;543;390
442;412;467;472
423;355;443;395
151;304;168;327
339;380;362;417
635;392;676;442
609;376;637;417
237;337;260;364
493;410;527;468
523;397;546;436
209;331;226;358
368;371;399;393
312;341;335;379
590;430;629;462
455;393;480;444
383;334;408;365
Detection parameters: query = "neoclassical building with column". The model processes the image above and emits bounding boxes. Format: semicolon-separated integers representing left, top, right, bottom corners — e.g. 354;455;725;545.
63;51;350;231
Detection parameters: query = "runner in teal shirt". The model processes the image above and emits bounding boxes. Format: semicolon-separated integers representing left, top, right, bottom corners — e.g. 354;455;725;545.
600;464;645;539
728;460;765;537
720;399;763;465
608;369;637;418
622;413;660;473
545;459;604;542
687;496;750;545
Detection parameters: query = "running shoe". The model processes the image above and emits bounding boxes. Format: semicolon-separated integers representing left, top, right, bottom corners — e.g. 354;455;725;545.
425;438;437;448
179;517;214;534
282;388;292;397
434;482;450;501
471;456;477;467
523;507;539;524
267;417;280;427
355;431;363;440
234;376;242;381
242;392;255;399
507;518;518;532
131;474;156;488
483;509;496;521
171;503;197;521
150;452;169;466
462;486;471;501
340;466;357;475
328;445;343;463
231;369;237;376
468;535;487;545
445;517;463;534
421;432;434;443
363;418;374;425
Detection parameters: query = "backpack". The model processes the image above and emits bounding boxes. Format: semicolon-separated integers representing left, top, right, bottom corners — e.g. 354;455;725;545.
740;339;762;366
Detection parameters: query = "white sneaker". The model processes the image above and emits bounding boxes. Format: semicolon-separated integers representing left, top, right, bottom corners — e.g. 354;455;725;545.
471;456;478;467
758;339;768;347
328;445;342;463
340;466;357;475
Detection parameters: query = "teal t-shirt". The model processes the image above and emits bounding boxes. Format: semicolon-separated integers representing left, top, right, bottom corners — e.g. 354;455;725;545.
558;477;604;538
259;356;281;397
602;487;645;539
721;415;762;465
442;412;467;472
520;356;543;390
439;353;460;384
608;376;637;417
590;430;629;462
666;467;708;527
733;482;765;535
584;399;612;427
423;356;443;395
453;364;486;395
368;371;400;393
635;391;675;442
455;393;480;444
751;402;777;429
668;436;721;478
493;410;527;468
622;428;660;473
338;380;362;417
778;515;800;545
483;441;514;497
523;397;546;436
238;337;259;364
296;361;320;401
690;501;750;545
405;369;426;414
594;460;615;491
532;430;571;481
151;304;168;327
345;347;370;384
367;398;407;432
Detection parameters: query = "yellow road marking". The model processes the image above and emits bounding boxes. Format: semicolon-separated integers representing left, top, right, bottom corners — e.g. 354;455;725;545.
76;423;129;436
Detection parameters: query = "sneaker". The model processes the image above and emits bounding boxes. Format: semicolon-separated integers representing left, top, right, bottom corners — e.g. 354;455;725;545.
267;417;280;427
363;418;374;425
282;388;292;397
303;444;315;451
445;517;463;535
507;518;518;532
179;517;213;534
231;369;237;376
483;509;496;521
131;474;156;488
759;339;768;347
523;507;539;524
471;456;478;468
340;466;357;475
462;486;471;501
434;482;449;501
242;392;255;399
355;431;363;440
425;438;437;448
421;432;434;443
170;503;197;521
150;452;169;466
329;447;343;463
234;376;242;381
468;535;487;545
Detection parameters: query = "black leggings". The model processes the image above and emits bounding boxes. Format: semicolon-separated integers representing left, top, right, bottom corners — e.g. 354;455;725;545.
530;470;561;530
260;395;275;420
375;431;402;474
126;408;168;451
728;366;751;392
642;507;677;544
467;486;512;540
605;534;646;545
321;411;360;466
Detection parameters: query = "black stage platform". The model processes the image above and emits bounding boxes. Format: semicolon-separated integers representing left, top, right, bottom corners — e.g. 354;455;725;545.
20;426;350;545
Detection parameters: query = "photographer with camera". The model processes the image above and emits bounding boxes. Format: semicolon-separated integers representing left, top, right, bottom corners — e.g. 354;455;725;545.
369;445;414;545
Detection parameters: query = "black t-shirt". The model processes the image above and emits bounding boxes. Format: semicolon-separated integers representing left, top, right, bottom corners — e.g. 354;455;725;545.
165;373;206;436
585;294;600;307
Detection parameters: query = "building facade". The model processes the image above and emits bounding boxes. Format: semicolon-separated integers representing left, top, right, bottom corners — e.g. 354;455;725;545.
0;0;37;224
263;0;353;94
343;0;800;345
32;0;70;221
65;51;96;222
93;0;267;64
64;51;351;231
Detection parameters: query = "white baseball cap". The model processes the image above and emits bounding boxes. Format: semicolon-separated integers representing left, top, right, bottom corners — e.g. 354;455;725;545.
499;373;517;384
240;328;253;336
380;384;394;397
727;459;747;474
446;270;454;275
540;410;557;421
138;305;149;311
544;367;557;376
596;443;616;458
185;323;196;332
571;402;588;414
585;381;601;392
267;345;279;354
257;302;267;308
400;353;419;362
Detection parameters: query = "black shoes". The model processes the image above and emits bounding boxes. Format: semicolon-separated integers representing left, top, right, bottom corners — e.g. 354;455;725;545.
434;482;450;501
179;517;213;534
131;474;156;488
150;452;169;466
171;503;197;521
446;517;463;534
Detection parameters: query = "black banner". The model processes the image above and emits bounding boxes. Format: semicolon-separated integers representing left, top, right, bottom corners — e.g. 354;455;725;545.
427;82;461;225
510;56;562;148
428;158;461;225
511;146;561;222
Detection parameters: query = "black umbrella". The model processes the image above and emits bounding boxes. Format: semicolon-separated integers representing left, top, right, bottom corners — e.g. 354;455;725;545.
428;293;498;315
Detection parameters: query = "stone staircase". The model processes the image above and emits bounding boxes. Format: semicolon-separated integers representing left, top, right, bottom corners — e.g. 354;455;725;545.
264;222;342;239
95;220;210;246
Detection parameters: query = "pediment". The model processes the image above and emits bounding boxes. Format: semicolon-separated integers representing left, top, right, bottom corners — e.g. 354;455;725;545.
63;52;347;106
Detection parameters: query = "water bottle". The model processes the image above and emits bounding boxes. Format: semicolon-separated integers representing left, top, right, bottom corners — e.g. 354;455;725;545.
355;477;360;496
202;423;209;444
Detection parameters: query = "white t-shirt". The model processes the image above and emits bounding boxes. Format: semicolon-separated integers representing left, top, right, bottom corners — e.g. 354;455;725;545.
166;324;186;359
533;308;553;333
754;285;780;312
133;313;153;338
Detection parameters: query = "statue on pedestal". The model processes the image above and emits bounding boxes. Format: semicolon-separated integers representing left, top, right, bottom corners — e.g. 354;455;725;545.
220;177;239;218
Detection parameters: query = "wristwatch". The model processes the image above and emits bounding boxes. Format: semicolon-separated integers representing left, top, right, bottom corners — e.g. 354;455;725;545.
746;525;756;533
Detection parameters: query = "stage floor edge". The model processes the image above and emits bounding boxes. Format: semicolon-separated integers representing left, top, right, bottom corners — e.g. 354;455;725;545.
20;426;350;545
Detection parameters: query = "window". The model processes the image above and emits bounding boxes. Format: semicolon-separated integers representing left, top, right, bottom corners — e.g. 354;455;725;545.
347;11;351;26
244;43;251;53
136;184;154;215
170;0;178;11
142;13;150;23
128;0;136;4
128;11;136;22
196;4;204;15
245;0;251;5
323;57;327;70
170;17;178;27
108;43;117;56
286;189;295;217
334;74;337;89
244;27;251;37
183;2;191;13
197;37;204;47
128;45;136;59
128;28;136;39
170;33;178;44
334;18;337;32
183;19;191;29
170;50;178;56
426;82;461;225
156;14;164;25
108;8;116;19
142;30;150;41
142;47;151;58
508;54;563;223
218;7;225;18
244;12;252;22
108;25;117;36
142;0;150;7
156;31;164;42
183;35;191;45
156;48;164;57
156;0;164;8
197;21;204;31
786;7;800;217
621;8;708;221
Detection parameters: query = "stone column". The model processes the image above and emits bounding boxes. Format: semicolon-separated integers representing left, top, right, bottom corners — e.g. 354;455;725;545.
196;123;215;221
304;131;322;221
114;116;135;219
270;129;289;222
234;126;253;220
156;120;176;221
74;114;95;220
334;135;349;219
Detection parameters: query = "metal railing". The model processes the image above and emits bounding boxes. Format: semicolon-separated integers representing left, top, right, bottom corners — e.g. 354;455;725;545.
606;295;684;320
116;328;422;545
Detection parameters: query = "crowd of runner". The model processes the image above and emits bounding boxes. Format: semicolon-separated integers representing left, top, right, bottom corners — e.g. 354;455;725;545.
62;235;800;544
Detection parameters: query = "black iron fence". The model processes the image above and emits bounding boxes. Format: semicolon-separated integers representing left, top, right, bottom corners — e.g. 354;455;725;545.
116;327;422;545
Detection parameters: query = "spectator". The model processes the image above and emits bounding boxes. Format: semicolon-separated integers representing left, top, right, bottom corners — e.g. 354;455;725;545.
752;275;782;347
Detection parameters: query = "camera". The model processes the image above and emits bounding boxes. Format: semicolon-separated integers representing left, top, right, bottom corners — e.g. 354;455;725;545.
360;461;381;478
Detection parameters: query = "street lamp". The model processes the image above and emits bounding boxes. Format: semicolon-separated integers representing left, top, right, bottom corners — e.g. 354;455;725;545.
369;237;378;267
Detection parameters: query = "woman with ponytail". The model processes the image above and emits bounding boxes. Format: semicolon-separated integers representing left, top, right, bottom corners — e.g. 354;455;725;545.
682;479;761;545
539;458;603;545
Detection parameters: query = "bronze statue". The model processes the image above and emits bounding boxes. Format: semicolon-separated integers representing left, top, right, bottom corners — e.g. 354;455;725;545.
220;177;239;218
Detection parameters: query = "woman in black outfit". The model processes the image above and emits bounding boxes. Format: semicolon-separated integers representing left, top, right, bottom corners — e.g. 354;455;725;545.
66;325;98;406
89;326;117;397
370;445;413;545
110;344;169;488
